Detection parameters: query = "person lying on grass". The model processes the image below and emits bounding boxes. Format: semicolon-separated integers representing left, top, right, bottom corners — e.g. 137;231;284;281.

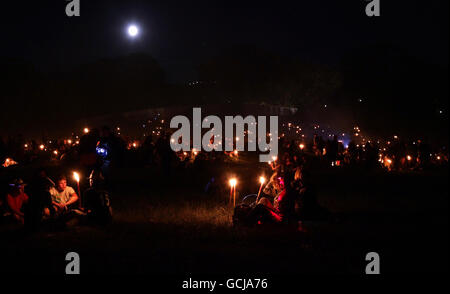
49;175;78;214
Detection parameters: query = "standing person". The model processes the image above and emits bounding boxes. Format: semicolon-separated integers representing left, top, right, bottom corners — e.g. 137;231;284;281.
6;179;29;224
49;175;79;214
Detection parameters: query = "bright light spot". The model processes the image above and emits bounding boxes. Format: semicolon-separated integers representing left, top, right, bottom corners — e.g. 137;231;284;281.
229;178;237;187
128;25;139;37
73;172;80;183
259;177;266;185
83;127;89;134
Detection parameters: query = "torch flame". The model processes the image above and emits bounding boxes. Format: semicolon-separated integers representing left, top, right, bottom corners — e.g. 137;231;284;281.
73;172;80;183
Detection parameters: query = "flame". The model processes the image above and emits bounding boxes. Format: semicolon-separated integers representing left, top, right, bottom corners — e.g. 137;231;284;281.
73;172;80;183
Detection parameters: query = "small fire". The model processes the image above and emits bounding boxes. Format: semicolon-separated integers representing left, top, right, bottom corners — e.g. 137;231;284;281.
73;172;80;183
259;176;266;185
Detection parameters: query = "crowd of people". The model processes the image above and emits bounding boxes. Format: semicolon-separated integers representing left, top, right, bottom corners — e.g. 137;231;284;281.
1;121;448;230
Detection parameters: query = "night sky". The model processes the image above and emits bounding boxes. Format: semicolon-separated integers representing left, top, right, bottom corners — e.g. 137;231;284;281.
0;0;448;138
1;0;448;82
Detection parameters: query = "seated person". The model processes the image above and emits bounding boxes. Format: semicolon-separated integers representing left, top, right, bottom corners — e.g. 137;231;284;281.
50;175;78;214
6;179;29;224
252;171;298;224
259;171;284;209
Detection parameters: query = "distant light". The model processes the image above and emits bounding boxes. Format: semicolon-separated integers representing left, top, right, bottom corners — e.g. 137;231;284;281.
128;25;139;37
83;127;89;134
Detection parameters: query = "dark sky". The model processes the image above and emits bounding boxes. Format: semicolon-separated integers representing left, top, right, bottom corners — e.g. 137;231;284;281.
1;0;448;82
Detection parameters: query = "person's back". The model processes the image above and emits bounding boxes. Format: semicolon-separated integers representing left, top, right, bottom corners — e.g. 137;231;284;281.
24;171;54;230
84;187;112;224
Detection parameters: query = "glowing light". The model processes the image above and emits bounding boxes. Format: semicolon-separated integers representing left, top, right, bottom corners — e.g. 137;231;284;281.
128;25;139;37
233;150;238;156
229;178;237;187
299;144;305;150
83;127;90;134
53;150;58;155
2;158;18;168
407;155;412;161
73;172;80;183
259;177;266;185
39;144;45;150
24;144;28;148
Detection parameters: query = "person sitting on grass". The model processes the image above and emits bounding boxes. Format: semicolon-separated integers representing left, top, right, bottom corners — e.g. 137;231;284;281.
49;175;78;214
6;179;29;224
248;171;298;225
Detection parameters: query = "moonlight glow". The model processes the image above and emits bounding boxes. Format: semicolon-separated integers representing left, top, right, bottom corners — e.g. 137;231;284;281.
127;25;139;37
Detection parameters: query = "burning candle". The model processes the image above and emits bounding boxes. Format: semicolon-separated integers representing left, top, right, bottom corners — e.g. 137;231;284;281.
229;178;237;207
256;176;266;204
73;172;82;208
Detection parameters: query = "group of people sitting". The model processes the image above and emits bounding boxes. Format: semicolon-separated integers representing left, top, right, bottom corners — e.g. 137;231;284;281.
234;153;329;228
1;169;112;230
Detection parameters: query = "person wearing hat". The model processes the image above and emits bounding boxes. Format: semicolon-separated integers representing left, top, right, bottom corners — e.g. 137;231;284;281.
6;179;29;224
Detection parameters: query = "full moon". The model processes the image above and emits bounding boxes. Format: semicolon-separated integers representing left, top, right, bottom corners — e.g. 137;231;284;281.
127;25;139;37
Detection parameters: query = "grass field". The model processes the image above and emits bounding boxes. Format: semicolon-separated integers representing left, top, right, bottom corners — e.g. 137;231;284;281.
0;156;448;275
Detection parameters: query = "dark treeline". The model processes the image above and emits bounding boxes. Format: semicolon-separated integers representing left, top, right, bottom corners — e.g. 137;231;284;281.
1;44;448;142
